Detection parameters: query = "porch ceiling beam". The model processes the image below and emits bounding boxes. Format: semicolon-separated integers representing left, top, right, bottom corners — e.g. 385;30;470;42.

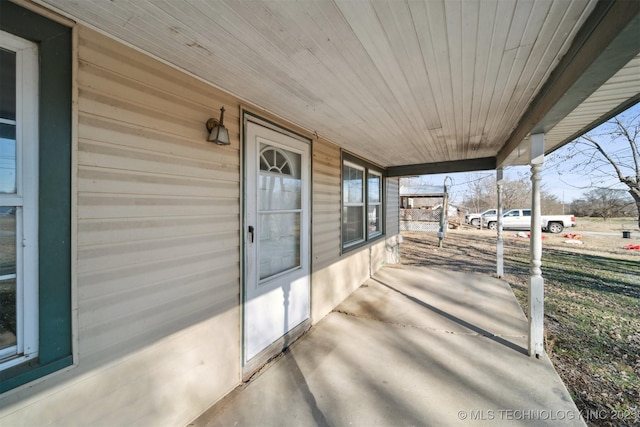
386;157;496;178
497;0;640;167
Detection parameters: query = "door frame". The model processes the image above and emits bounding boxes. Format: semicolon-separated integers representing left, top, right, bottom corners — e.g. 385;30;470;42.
240;110;313;377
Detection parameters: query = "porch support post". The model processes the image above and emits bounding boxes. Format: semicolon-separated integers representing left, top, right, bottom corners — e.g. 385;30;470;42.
529;133;545;358
496;168;504;278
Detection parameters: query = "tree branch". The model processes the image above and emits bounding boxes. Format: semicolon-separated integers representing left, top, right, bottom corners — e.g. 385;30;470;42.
614;117;640;182
581;135;631;185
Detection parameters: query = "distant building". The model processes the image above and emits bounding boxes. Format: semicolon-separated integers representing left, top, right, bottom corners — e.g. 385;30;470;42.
400;185;445;209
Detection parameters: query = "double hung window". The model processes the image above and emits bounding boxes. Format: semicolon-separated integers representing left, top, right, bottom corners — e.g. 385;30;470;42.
341;153;384;251
342;161;365;247
1;1;72;393
367;170;382;237
0;31;39;370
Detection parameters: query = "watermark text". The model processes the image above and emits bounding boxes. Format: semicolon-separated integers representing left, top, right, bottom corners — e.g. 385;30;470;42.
456;408;638;423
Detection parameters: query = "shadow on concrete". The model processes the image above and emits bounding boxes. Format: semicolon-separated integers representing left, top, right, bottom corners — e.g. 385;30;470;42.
283;349;330;427
372;277;528;356
193;265;584;427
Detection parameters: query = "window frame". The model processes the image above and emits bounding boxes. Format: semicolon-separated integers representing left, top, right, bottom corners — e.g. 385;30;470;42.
367;169;383;239
0;1;72;394
0;30;40;370
341;152;385;253
342;160;366;248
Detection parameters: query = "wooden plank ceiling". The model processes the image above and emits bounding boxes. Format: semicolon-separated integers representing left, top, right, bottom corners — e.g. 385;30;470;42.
40;0;640;171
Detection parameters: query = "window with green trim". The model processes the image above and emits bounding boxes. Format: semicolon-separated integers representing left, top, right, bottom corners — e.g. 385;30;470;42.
342;161;365;247
0;30;39;371
367;170;382;237
341;153;384;251
0;0;72;393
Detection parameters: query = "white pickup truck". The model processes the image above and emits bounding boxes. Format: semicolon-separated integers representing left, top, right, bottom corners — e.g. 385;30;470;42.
465;209;497;227
482;209;576;233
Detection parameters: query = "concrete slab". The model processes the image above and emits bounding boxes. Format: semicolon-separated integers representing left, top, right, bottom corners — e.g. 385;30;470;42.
191;265;585;427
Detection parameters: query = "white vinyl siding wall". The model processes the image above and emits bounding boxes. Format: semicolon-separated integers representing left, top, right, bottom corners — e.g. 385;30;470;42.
76;25;241;362
76;25;242;417
0;26;241;426
0;21;402;427
311;139;341;270
311;141;400;322
386;177;400;236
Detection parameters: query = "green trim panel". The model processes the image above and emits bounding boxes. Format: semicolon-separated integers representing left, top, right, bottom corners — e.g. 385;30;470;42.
0;0;72;391
0;356;73;394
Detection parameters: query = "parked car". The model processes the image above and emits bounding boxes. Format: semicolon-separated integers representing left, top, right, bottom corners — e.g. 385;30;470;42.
464;209;497;227
482;209;576;233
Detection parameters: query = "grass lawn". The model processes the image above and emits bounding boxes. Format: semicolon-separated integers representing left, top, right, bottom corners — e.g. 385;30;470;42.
573;217;639;232
506;250;639;426
401;224;639;426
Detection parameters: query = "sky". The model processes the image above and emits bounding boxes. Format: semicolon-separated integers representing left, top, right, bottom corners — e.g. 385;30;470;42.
412;102;640;207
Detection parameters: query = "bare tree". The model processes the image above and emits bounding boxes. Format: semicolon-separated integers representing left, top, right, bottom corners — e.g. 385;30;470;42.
540;192;564;214
501;172;532;209
557;111;640;227
463;173;495;212
570;188;634;220
461;171;561;212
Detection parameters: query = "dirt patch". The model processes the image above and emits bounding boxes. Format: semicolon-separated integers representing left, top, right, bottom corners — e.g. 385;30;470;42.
401;226;639;426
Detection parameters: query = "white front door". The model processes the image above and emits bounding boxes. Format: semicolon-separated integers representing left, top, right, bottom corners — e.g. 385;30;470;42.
244;119;310;366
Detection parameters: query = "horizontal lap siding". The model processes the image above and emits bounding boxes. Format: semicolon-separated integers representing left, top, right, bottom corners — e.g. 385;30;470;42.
310;139;389;323
75;26;240;425
309;141;401;322
386;177;399;236
312;139;341;270
2;19;396;425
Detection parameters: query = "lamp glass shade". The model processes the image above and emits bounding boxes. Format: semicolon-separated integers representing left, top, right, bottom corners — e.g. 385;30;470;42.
208;125;230;145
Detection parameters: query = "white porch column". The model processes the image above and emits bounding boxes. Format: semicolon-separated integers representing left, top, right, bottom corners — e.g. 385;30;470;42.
496;168;504;277
529;133;545;358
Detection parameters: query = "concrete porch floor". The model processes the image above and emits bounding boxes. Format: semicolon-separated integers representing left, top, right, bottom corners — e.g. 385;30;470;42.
191;265;585;427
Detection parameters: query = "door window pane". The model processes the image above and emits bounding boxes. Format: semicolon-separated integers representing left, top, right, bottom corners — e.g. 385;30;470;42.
259;174;301;211
260;146;299;176
259;212;300;280
258;144;303;280
259;146;301;211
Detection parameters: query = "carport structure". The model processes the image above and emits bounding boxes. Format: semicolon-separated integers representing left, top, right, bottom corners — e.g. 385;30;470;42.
1;0;639;424
41;0;639;357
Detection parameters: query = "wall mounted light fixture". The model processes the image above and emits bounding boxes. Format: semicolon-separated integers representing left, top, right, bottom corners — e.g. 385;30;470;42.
206;107;230;145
